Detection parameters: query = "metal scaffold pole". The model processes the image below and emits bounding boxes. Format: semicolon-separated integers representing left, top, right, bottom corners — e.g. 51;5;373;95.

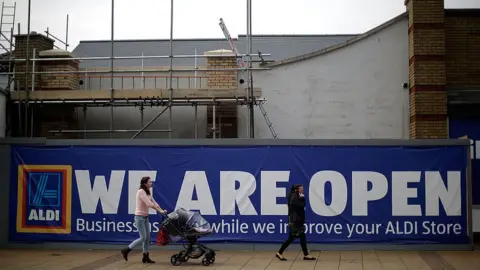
82;105;87;138
23;0;31;137
131;106;169;139
110;0;115;138
247;0;254;138
245;12;250;138
65;14;69;50
212;104;216;139
0;67;269;75
194;48;198;88
168;0;174;139
30;48;35;137
194;104;198;138
140;105;144;138
0;53;270;63
14;98;267;105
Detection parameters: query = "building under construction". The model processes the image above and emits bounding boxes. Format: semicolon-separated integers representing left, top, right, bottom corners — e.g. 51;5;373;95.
0;0;293;139
0;0;479;142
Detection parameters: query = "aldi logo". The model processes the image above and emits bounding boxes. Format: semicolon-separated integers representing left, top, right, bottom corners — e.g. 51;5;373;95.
16;165;72;234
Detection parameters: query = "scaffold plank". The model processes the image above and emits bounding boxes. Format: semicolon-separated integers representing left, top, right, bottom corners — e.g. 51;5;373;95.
9;88;262;101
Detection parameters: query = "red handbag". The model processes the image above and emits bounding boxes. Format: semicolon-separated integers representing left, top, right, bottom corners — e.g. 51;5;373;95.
156;227;169;246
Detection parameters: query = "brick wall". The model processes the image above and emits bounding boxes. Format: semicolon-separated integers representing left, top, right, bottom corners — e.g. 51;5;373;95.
445;10;480;89
204;49;238;138
34;50;80;138
405;0;448;139
33;105;79;139
38;50;80;90
14;33;54;90
12;34;79;138
205;50;238;89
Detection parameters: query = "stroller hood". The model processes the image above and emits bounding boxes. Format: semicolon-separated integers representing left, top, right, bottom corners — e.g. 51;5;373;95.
165;208;211;235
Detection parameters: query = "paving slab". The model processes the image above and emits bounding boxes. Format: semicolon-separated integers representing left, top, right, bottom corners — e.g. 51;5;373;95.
0;249;479;269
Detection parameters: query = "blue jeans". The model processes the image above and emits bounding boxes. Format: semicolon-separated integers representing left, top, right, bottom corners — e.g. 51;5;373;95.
128;215;151;253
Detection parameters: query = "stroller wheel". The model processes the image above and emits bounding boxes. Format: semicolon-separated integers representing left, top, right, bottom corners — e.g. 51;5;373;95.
201;257;211;266
170;254;182;266
179;251;189;262
202;254;215;266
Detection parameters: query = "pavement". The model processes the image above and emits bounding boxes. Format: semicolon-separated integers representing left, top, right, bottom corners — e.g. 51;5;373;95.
0;249;479;269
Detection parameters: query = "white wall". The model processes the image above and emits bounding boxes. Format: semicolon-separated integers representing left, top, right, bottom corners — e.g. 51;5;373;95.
80;17;411;140
240;17;410;139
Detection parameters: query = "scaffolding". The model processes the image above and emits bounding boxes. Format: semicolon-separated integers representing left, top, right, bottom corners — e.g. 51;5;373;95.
0;1;16;94
0;0;274;139
45;14;69;51
0;1;15;55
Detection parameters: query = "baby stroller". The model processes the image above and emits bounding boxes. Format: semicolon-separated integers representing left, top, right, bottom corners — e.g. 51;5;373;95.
157;208;216;266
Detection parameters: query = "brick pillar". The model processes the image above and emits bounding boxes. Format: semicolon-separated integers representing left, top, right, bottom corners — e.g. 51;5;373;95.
204;49;238;138
405;0;447;139
13;32;54;90
39;49;80;90
33;49;80;139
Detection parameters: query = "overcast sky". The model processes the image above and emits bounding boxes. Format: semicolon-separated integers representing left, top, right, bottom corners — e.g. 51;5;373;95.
9;0;480;50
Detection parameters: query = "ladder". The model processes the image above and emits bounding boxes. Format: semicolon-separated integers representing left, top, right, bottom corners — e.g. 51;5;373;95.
258;103;278;138
0;2;16;56
218;18;279;138
219;18;247;69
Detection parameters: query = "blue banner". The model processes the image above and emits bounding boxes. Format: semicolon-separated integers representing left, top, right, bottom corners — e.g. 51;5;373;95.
9;144;469;244
449;118;480;205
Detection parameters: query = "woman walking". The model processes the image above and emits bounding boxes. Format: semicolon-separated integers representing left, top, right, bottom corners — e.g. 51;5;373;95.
121;176;167;263
276;184;316;261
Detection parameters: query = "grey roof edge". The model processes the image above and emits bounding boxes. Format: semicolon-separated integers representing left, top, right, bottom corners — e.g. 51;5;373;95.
77;38;236;44
76;34;360;44
267;12;408;68
237;34;359;37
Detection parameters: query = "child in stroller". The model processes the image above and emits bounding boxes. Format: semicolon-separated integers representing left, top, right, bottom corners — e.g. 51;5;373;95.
157;208;216;266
